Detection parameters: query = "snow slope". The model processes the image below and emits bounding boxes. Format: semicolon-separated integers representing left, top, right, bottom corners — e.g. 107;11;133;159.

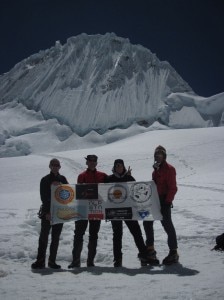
0;125;224;300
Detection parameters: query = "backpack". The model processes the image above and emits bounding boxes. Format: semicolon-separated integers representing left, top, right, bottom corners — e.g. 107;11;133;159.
213;233;224;251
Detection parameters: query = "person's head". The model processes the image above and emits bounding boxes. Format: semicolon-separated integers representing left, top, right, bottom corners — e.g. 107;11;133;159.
113;159;126;175
85;155;98;170
49;158;61;174
154;145;167;163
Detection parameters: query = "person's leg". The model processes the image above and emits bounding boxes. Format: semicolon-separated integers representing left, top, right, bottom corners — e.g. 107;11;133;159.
111;220;123;266
160;205;179;264
125;220;147;255
32;218;51;268
160;206;178;250
70;220;88;267
142;220;160;265
49;223;63;264
87;220;101;266
143;220;154;247
36;218;51;262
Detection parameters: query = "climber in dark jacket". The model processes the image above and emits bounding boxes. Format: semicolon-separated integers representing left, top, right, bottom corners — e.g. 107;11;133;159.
31;158;68;270
106;159;158;267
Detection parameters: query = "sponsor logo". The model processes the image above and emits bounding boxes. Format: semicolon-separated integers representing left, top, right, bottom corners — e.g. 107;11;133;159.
57;207;84;220
88;200;103;214
55;185;75;204
76;184;98;199
130;182;152;203
105;207;133;220
108;184;127;204
138;210;150;219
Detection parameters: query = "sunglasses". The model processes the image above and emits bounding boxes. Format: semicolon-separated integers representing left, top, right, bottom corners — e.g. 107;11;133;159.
87;159;97;162
51;164;60;167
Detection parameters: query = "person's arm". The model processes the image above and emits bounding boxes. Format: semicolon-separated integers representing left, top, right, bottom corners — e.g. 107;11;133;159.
104;174;109;183
129;175;135;182
77;173;84;184
39;177;51;220
165;167;177;204
60;175;69;184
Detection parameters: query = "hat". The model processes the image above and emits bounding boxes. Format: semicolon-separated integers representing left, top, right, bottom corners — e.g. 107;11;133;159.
154;145;167;159
113;159;125;168
85;155;98;161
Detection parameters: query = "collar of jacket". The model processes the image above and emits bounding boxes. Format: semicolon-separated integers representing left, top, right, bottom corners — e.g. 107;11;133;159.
113;170;128;178
86;168;97;172
50;171;60;177
155;161;167;170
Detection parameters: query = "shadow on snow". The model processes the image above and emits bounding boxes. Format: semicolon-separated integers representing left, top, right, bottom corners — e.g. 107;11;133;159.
31;263;199;277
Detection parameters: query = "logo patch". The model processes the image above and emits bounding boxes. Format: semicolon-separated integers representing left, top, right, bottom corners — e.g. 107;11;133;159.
130;182;152;203
55;185;75;205
108;184;127;204
138;210;150;219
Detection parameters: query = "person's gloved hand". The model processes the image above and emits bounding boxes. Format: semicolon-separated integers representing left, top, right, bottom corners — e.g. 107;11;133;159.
153;161;161;170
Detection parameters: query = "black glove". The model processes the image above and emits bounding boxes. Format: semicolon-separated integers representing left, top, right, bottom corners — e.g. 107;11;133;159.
38;205;47;219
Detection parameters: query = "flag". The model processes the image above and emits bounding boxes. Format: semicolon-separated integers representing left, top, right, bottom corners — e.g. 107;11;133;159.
51;181;162;225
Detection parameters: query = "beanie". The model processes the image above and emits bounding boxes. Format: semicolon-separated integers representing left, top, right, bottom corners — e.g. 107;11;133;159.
114;159;125;168
154;145;167;159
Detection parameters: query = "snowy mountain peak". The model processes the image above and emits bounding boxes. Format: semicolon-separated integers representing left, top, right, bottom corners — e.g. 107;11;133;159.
0;33;193;134
0;33;223;157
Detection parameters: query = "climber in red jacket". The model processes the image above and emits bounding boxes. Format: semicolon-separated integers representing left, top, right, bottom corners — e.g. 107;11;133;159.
68;155;107;268
143;145;179;265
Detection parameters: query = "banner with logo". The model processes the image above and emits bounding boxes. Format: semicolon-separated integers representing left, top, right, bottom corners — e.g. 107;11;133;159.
51;181;162;225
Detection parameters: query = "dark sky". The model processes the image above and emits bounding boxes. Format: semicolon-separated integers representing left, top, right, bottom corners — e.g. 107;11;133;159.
0;0;223;97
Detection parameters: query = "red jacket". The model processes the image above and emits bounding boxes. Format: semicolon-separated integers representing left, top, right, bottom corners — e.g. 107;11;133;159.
77;169;107;184
152;161;177;204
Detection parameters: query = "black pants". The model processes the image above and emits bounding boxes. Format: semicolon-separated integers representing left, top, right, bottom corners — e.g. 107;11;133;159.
72;220;101;263
111;220;147;261
37;218;63;262
143;205;178;250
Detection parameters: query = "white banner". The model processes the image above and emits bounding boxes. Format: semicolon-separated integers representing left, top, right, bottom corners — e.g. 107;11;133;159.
51;181;162;224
